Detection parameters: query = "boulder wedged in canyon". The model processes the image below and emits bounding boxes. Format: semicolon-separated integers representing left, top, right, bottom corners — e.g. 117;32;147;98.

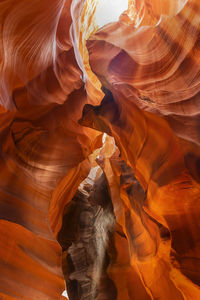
0;0;200;299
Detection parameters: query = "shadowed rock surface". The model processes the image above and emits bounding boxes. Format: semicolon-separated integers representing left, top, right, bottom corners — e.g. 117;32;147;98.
58;173;117;300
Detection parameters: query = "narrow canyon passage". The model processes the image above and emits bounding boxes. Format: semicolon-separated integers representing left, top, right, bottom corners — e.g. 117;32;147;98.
0;0;200;299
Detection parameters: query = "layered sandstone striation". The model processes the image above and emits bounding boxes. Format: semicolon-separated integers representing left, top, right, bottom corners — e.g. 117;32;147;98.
0;0;200;299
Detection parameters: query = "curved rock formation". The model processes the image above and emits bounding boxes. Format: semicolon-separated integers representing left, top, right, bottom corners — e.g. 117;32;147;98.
0;0;200;299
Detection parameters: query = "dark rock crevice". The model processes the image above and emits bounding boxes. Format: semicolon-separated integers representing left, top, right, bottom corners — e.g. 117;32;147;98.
58;172;117;300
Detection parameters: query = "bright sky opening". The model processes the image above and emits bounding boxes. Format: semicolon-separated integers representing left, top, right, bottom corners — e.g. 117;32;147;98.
95;0;128;28
62;290;68;299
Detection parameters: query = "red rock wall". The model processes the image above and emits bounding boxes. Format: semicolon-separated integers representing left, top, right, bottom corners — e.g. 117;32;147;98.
0;0;200;299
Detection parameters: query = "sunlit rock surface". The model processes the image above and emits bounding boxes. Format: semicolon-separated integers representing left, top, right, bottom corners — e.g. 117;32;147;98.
0;0;200;299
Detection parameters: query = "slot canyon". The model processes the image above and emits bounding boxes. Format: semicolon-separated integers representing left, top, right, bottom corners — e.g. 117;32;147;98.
0;0;200;299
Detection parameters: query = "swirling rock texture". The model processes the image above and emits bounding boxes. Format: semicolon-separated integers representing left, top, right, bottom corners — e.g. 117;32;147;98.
0;0;200;299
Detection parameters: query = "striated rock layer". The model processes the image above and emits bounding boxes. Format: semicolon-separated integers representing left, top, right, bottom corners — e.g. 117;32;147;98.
0;0;200;299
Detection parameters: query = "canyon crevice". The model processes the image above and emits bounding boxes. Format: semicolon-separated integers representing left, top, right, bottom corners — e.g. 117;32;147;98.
0;0;200;299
